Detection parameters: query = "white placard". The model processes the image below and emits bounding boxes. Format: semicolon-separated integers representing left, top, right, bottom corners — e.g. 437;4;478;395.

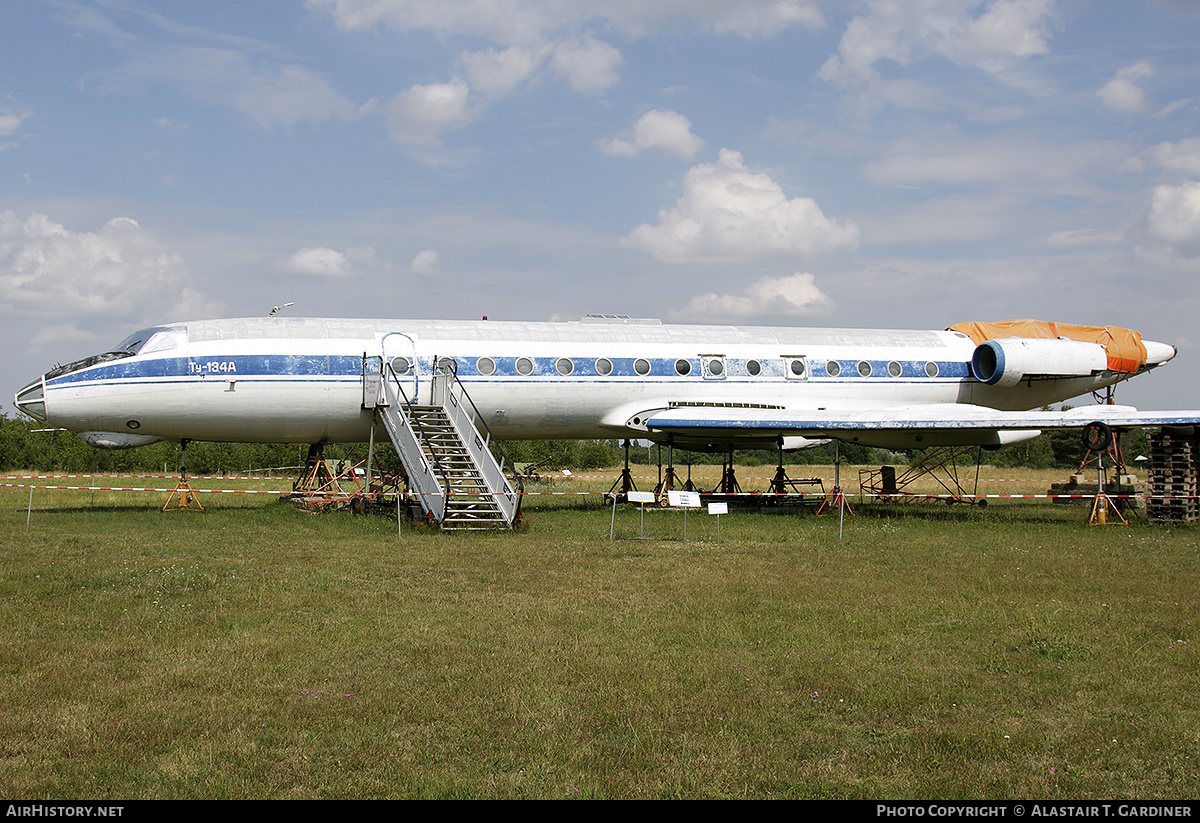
627;491;656;504
707;502;728;515
667;490;702;508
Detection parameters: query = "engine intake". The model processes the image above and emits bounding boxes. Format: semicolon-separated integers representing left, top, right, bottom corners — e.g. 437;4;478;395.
970;338;1107;389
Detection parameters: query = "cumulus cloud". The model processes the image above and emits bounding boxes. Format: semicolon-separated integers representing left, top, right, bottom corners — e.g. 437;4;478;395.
460;46;544;99
1097;60;1155;114
623;148;859;264
410;249;440;275
819;0;1060;86
281;246;377;277
1146;138;1200;175
0;211;219;320
550;35;623;94
366;79;475;145
282;247;351;277
1148;181;1200;256
670;272;835;321
597;110;705;160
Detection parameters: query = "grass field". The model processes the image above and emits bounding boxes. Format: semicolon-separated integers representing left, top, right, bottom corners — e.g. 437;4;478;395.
2;465;1197;799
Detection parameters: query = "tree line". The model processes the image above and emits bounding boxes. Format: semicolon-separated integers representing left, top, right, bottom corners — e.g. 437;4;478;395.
0;406;1141;476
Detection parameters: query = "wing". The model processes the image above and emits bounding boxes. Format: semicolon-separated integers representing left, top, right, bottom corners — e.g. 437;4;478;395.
641;404;1200;451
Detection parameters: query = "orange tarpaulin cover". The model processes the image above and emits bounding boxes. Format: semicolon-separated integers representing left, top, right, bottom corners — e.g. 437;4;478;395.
948;320;1147;374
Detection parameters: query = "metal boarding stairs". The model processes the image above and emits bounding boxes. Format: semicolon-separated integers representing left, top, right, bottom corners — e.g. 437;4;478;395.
364;356;522;530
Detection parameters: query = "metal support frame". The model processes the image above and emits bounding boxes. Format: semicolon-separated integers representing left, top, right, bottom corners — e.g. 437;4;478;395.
859;445;984;506
608;439;639;499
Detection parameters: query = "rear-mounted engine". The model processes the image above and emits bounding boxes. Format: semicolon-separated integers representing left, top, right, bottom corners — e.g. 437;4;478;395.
969;338;1107;388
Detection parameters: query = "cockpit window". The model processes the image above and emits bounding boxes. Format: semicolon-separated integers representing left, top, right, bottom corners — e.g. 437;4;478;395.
44;326;185;380
114;326;182;355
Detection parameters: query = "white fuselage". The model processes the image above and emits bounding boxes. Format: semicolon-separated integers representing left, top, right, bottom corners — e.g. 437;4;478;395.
17;316;1156;450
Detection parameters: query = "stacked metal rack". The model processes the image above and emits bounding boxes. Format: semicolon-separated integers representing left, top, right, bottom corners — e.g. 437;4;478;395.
1147;429;1198;524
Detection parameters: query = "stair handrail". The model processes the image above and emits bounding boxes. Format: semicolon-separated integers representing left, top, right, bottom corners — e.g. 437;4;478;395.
430;360;524;523
381;361;452;519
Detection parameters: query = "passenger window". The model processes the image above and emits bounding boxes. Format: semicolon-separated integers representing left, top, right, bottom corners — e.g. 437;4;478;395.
516;357;534;376
826;360;841;377
746;359;762;376
634;358;651;376
596;358;613;376
556;358;574;376
477;357;496;376
675;359;691;376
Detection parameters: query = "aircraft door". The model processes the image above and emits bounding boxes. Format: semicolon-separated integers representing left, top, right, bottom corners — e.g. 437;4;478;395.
381;332;421;402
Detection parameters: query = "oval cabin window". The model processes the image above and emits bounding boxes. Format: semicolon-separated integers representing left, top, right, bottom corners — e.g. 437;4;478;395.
826;360;841;377
516;357;534;376
476;357;495;376
556;358;574;376
596;358;613;376
675;359;691;376
391;356;411;376
634;358;651;376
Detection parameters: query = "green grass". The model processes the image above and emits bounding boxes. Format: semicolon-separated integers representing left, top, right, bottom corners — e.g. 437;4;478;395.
1;468;1197;798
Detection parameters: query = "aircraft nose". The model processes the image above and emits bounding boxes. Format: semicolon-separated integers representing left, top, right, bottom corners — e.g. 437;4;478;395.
14;376;47;422
1142;340;1177;366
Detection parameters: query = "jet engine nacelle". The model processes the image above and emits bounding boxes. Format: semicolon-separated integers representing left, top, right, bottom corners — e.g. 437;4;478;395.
970;338;1108;389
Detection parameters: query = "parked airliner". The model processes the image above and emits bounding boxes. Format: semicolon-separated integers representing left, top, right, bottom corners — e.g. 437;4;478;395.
12;315;1200;453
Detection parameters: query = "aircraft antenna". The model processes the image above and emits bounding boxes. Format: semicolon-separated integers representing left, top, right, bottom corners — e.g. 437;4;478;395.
268;302;294;317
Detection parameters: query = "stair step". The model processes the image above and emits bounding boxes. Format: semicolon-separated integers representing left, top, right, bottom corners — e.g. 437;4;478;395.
378;381;518;530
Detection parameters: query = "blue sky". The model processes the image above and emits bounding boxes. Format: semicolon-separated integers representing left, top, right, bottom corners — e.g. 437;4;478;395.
3;0;1198;411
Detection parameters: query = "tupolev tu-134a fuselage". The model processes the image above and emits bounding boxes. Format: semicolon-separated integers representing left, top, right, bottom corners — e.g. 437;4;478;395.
13;315;1195;452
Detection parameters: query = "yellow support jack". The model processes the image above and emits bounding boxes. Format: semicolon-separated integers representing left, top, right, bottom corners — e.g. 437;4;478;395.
162;439;204;512
1085;425;1126;525
163;479;204;512
1089;491;1125;526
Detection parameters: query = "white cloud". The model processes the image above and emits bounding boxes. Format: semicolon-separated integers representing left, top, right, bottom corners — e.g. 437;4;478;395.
411;249;440;275
1148;181;1200;256
623;148;859;264
460;46;544;99
1097;60;1155;114
100;46;358;128
862;134;1112;188
1146;138;1200;175
0;211;218;320
597;110;705;160
670;272;835;321
819;0;1061;86
310;0;824;42
281;246;377;276
30;322;97;350
0;105;31;136
368;79;476;145
550;35;623;94
282;247;351;277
